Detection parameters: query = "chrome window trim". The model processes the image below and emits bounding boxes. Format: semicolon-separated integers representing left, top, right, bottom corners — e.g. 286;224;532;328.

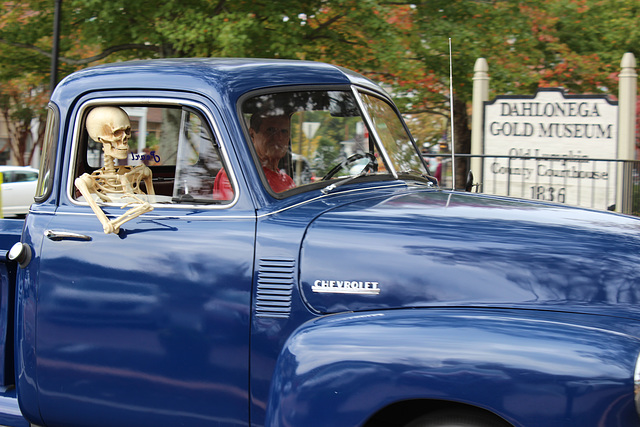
236;84;408;199
34;103;60;203
350;85;398;179
353;86;430;177
67;97;240;211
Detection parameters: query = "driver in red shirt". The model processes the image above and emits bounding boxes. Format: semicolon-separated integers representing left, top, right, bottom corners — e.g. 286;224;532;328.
213;112;295;200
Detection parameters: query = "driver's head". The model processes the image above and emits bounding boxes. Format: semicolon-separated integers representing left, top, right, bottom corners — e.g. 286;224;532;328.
250;113;290;169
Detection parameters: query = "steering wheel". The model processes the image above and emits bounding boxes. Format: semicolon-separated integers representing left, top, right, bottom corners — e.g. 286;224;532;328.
322;152;377;180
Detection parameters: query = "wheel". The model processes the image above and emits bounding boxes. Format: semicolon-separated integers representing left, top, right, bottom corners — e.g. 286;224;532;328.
322;152;377;180
404;409;511;427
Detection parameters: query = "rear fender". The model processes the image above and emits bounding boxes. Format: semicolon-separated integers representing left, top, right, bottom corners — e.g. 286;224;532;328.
264;309;640;427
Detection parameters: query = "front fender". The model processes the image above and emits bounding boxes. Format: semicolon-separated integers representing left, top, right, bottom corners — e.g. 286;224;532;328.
264;308;640;427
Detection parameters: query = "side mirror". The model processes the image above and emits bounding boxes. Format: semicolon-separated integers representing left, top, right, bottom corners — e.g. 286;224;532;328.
465;171;474;192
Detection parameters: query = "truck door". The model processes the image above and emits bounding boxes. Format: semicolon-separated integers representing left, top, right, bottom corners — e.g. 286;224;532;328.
28;99;255;427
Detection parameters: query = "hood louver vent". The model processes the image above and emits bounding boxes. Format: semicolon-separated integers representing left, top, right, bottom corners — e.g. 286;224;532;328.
256;258;295;318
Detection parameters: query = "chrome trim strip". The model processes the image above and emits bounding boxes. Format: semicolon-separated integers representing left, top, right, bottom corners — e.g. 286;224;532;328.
53;211;256;221
256;183;407;218
54;182;407;221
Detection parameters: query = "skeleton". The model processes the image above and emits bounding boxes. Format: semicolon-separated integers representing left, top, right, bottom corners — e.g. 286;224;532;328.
75;106;155;234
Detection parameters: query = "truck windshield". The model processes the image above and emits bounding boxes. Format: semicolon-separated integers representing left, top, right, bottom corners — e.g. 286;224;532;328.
358;92;427;175
238;88;430;197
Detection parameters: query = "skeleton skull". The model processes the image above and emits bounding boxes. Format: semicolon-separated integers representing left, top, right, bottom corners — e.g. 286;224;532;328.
86;106;132;160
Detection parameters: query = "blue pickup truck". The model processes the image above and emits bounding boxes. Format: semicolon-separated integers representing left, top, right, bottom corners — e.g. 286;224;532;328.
1;58;640;427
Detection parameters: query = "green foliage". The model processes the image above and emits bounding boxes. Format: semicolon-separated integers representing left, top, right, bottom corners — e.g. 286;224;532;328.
0;0;638;166
387;0;640;179
1;0;638;101
405;0;639;103
312;136;342;176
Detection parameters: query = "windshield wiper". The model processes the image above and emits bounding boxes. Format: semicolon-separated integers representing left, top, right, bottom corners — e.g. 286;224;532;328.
321;170;370;194
398;170;438;186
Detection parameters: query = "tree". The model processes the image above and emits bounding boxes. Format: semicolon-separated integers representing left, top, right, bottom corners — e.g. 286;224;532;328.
0;76;48;165
0;1;59;165
0;0;638;175
390;0;640;186
0;0;409;164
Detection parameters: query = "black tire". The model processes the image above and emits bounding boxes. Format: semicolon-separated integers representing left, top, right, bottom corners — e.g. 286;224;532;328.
404;409;511;427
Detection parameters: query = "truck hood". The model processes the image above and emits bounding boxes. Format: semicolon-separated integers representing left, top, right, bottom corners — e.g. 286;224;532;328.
299;190;640;319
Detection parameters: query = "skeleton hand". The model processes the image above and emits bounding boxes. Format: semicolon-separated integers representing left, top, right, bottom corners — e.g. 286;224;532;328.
106;197;153;234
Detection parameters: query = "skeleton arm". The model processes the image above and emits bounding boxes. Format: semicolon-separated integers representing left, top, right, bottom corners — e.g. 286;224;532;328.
75;173;153;235
123;164;155;200
141;164;155;196
75;173;117;234
109;197;153;233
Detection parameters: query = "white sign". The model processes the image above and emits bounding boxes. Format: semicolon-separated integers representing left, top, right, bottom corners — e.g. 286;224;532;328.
483;89;618;210
302;122;321;140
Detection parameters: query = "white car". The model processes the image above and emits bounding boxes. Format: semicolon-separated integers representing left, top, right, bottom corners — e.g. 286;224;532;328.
0;166;38;217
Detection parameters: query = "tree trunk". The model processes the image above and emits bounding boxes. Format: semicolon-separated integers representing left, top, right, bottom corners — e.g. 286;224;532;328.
453;98;471;190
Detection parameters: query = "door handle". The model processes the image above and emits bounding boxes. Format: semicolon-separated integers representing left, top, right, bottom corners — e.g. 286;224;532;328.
45;230;92;241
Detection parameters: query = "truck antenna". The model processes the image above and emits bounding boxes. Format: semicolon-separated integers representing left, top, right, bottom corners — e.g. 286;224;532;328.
448;38;456;190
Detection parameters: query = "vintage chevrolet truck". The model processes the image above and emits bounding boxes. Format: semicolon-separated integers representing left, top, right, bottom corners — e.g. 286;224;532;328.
0;58;640;427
